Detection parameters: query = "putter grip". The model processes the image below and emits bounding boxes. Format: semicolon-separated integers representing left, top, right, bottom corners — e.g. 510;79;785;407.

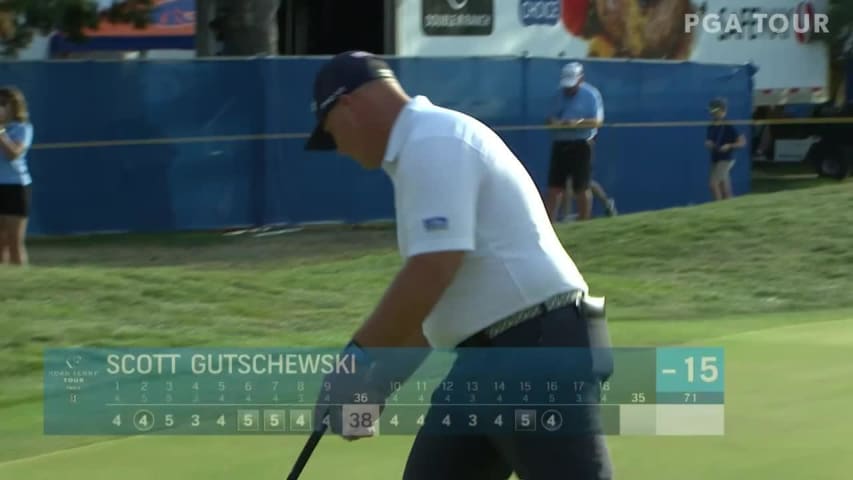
286;416;328;480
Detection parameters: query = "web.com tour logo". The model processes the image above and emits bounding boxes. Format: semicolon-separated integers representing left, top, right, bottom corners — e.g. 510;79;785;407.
685;2;828;41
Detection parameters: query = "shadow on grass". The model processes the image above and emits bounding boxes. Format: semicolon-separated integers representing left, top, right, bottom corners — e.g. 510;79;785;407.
26;227;398;269
751;175;841;194
25;169;846;269
751;161;845;194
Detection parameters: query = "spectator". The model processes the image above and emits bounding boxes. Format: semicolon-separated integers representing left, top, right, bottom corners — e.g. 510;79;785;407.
705;97;745;201
558;178;617;221
544;62;604;222
0;86;34;266
558;126;617;221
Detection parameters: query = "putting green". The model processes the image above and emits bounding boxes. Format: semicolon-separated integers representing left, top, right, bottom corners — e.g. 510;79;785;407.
2;316;851;480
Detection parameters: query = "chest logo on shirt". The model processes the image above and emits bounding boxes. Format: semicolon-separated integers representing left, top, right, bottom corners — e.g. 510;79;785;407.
423;216;449;231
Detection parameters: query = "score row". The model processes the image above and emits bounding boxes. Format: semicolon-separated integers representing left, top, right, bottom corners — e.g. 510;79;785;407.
70;405;626;436
102;379;664;405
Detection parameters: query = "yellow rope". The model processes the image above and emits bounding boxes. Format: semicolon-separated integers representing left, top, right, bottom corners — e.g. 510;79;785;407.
29;117;853;151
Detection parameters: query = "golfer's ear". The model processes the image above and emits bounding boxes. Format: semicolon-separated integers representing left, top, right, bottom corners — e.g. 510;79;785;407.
338;94;354;107
336;95;357;122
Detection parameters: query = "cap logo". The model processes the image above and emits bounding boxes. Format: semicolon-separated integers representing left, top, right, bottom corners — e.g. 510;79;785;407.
319;86;346;111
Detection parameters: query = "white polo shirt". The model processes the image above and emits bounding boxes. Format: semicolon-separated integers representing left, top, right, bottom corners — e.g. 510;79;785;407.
382;96;589;348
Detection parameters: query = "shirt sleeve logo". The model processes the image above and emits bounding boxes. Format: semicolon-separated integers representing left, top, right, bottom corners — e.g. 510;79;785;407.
422;216;449;231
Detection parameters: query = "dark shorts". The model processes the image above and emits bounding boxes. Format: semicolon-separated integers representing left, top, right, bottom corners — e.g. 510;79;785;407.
548;140;592;192
402;302;614;480
0;184;31;217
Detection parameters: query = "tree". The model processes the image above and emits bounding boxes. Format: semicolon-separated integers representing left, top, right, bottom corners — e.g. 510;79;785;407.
207;0;279;57
0;0;153;58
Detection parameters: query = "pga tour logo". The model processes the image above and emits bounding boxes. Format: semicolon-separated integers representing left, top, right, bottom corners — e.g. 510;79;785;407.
685;1;828;40
520;0;560;26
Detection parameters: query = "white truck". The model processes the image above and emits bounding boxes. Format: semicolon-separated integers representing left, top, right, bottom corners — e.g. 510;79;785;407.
397;0;832;105
392;0;849;177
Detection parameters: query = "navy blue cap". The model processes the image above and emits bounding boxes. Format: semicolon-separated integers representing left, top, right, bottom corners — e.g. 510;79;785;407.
305;51;396;151
709;97;728;111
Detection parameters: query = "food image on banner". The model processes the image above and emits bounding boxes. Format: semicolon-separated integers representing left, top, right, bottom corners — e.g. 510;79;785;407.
563;0;700;60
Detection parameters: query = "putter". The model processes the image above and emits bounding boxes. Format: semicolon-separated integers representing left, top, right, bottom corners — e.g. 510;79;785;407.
286;411;329;480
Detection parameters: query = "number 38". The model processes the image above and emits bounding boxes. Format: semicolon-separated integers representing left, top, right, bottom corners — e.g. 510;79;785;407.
349;412;373;428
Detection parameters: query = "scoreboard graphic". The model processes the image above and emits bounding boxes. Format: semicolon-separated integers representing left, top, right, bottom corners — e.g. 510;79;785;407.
44;347;724;437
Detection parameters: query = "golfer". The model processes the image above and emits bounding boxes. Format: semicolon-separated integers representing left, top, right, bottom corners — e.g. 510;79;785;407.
305;51;613;480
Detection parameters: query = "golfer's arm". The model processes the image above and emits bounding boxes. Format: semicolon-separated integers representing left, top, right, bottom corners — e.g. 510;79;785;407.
380;328;431;388
352;251;464;348
398;327;430;348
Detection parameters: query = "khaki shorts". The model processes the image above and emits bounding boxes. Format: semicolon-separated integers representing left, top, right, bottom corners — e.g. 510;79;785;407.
710;160;735;183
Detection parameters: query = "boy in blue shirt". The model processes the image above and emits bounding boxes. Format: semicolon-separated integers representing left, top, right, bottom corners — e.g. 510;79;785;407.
705;98;745;201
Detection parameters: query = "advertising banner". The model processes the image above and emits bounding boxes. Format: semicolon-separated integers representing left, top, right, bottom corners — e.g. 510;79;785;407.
398;0;830;104
50;0;195;54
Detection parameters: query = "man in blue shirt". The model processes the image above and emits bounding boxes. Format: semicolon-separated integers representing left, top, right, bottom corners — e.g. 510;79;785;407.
544;62;604;222
705;98;745;201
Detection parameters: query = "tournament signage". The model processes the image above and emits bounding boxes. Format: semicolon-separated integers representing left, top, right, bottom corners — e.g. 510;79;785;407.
422;0;495;36
400;0;830;105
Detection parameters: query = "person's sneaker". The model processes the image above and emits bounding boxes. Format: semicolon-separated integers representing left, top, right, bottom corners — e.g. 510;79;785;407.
605;199;618;216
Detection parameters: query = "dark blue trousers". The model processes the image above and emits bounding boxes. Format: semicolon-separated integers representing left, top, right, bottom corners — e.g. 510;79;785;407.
402;304;614;480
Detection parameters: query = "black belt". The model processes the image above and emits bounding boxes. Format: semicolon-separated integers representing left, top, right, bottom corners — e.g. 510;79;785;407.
457;290;585;348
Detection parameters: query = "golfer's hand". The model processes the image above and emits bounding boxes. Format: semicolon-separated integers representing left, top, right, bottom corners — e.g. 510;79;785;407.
719;144;731;152
313;341;389;440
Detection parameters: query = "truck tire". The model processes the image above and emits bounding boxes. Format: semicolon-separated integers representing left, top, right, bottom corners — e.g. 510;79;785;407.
811;145;850;180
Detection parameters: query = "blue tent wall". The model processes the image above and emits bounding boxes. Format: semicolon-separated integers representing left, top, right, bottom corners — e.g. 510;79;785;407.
0;57;754;236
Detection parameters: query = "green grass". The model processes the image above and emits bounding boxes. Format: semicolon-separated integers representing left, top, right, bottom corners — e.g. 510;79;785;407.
0;182;851;479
